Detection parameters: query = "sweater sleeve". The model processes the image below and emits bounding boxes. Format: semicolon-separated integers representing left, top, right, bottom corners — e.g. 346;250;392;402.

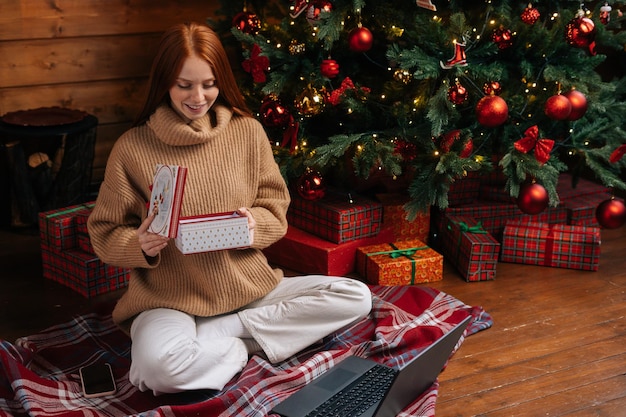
247;122;290;249
87;136;157;269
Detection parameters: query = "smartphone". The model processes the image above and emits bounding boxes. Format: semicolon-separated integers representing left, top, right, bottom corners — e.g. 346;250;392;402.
79;362;117;398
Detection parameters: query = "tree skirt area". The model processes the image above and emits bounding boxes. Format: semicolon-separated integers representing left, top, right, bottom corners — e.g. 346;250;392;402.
0;285;493;417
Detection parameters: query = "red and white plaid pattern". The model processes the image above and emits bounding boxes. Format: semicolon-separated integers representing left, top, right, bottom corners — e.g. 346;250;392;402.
1;286;493;417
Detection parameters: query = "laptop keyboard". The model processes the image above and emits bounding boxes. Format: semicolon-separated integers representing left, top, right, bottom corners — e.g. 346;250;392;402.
305;364;397;417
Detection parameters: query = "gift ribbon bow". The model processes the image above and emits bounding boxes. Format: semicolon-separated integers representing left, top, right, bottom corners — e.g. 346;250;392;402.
242;44;270;83
514;125;554;164
366;244;429;285
456;221;487;234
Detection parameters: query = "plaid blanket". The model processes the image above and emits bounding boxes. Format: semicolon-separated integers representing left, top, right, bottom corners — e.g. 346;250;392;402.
0;285;492;417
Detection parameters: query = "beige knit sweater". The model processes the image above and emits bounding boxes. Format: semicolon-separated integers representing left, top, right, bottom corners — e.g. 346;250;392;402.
87;104;290;332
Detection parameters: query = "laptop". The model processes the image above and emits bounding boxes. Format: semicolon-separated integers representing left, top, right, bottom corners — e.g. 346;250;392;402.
271;315;471;417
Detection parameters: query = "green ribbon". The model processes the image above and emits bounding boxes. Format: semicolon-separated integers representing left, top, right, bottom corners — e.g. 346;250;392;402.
454;221;487;234
366;244;429;284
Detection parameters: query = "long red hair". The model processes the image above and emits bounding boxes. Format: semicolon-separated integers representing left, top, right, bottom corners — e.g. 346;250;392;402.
133;22;252;126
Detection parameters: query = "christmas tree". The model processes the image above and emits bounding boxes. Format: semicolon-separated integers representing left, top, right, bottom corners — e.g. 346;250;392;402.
210;0;626;220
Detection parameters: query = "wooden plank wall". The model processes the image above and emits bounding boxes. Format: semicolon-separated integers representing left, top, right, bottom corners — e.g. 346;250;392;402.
0;0;220;185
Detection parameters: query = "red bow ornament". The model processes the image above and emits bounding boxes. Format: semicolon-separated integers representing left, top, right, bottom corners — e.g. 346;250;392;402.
242;44;270;83
514;125;554;164
609;144;626;163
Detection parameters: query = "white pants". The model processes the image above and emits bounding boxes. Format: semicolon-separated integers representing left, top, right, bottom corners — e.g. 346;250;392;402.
128;275;372;394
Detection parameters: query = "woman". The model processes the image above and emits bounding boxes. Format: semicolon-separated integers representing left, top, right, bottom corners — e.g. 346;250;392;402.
87;22;372;395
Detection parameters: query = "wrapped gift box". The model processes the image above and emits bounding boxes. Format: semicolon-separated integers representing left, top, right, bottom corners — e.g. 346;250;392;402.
440;215;500;282
447;172;481;206
559;193;612;227
435;202;568;241
41;244;130;298
557;174;610;200
501;221;601;271
263;226;394;276
479;184;516;203
74;210;95;254
376;193;430;242
287;190;383;244
356;239;443;286
38;202;95;250
175;212;250;254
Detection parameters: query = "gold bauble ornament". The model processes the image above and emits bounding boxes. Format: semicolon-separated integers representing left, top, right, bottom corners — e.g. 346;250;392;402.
294;85;325;116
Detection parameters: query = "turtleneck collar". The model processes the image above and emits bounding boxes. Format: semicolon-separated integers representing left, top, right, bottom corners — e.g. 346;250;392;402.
146;103;234;147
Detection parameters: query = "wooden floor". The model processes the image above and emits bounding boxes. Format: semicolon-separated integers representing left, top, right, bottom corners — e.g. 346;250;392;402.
1;224;625;416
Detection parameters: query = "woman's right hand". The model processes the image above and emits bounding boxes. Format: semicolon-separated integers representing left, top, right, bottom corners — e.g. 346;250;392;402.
137;213;169;257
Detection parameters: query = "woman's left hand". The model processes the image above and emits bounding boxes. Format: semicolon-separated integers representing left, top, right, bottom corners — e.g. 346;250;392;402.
236;207;256;245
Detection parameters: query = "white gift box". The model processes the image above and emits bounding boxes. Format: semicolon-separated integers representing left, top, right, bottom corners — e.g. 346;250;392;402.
175;212;251;254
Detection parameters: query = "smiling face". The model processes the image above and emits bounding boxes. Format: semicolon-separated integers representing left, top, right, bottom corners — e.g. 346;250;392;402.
169;55;220;122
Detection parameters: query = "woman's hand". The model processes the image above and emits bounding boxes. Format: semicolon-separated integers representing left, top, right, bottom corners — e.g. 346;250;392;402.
137;213;169;257
236;207;256;245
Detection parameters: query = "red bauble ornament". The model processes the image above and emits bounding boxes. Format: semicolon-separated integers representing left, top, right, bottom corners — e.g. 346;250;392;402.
296;169;326;200
483;81;502;96
320;59;340;78
348;27;373;53
517;182;549;215
491;27;513;49
596;198;626;229
447;82;468;105
475;95;509;127
521;5;541;25
563;90;588;121
565;15;597;55
545;94;572;120
259;96;291;128
232;11;261;35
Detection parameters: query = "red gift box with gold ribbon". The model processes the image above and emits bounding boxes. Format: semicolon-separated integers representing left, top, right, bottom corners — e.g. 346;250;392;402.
356;239;443;285
501;221;600;271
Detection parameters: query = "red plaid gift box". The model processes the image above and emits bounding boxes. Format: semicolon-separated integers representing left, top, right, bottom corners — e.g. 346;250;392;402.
557;174;610;200
41;244;130;298
479;184;516;203
501;221;601;271
356;239;443;285
263;226;394;276
74;210;96;254
441;215;500;282
38;202;95;250
447;171;481;206
436;202;568;241
560;193;612;227
287;190;383;244
376;193;430;242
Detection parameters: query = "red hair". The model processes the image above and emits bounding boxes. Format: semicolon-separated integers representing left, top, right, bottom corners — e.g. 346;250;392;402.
133;22;252;126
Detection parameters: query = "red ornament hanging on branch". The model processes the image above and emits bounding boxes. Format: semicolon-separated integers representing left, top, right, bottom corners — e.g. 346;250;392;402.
491;26;514;49
306;0;333;26
483;81;502;96
517;182;549;215
596;198;626;229
475;95;509;127
296;169;326;200
232;11;261;35
545;93;572;120
514;125;554;165
348;26;374;53
440;39;467;69
563;89;588;121
320;59;340;78
447;81;468;105
521;4;541;25
259;95;299;153
565;11;597;55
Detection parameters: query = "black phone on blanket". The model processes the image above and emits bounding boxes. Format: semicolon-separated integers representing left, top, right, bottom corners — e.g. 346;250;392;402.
79;362;117;398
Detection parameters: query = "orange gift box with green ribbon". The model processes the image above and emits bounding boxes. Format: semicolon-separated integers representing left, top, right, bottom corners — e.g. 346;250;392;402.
356;239;443;285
